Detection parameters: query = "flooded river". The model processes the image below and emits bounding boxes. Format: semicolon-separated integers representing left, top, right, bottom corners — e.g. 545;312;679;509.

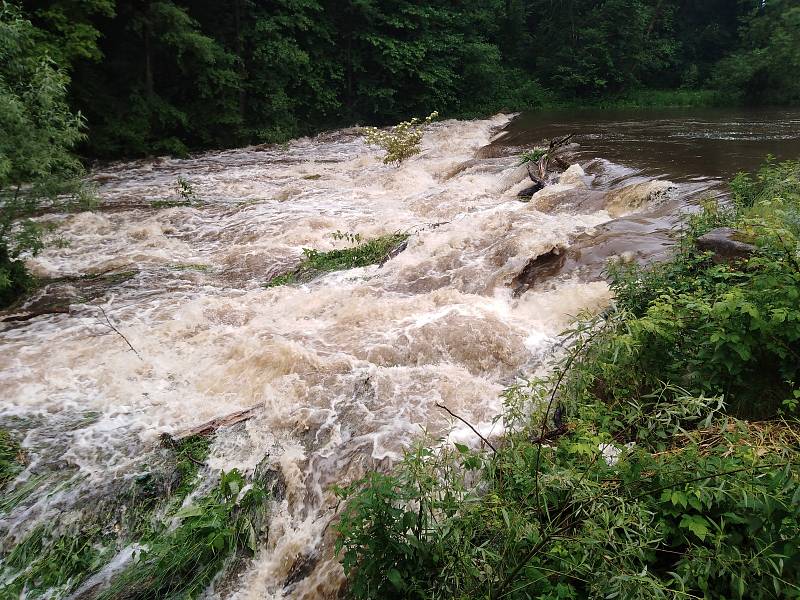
2;109;799;598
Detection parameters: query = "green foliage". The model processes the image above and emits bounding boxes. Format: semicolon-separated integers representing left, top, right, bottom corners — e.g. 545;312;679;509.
0;432;266;600
6;1;797;158
335;160;800;599
0;429;24;488
363;112;438;165
98;469;266;600
1;524;112;599
606;159;800;417
519;148;548;165
175;176;196;202
0;3;91;308
265;232;409;287
712;1;800;105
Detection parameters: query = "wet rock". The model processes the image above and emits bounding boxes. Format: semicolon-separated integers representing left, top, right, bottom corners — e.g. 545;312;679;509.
474;144;509;159
604;180;677;217
558;164;590;188
517;181;545;199
284;551;320;589
511;247;567;296
530;187;607;214
696;227;756;263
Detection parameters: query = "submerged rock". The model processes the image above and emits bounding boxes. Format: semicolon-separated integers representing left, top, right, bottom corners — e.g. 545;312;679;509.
558;164;590;188
517;181;545;199
604;180;677;217
510;247;567;296
696;227;756;263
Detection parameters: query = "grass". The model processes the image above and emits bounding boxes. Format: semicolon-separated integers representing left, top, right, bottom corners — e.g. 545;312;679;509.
0;429;24;488
0;433;260;600
97;469;267;600
168;263;212;272
150;199;193;209
2;525;112;599
265;232;409;287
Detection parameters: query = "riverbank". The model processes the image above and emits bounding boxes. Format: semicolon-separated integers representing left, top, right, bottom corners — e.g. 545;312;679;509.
335;159;800;599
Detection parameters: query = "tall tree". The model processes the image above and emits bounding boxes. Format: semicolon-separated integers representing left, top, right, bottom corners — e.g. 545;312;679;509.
0;3;87;306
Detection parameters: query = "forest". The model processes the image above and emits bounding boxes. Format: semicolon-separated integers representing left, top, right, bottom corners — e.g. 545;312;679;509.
6;0;800;159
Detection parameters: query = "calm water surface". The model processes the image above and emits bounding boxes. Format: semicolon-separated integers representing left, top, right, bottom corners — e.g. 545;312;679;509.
498;107;800;182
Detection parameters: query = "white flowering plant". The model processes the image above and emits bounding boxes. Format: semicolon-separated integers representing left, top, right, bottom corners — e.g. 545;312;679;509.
362;111;438;165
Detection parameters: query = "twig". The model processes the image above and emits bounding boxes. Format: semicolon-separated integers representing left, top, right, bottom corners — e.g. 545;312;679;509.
435;402;497;453
95;305;143;360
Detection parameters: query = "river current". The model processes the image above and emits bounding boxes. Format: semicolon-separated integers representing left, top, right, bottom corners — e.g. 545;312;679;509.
2;109;798;598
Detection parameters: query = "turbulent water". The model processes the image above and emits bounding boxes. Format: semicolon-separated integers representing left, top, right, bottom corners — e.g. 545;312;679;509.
2;111;785;598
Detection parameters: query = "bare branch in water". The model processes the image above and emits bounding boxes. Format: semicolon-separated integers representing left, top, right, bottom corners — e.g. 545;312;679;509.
95;305;143;361
435;402;497;453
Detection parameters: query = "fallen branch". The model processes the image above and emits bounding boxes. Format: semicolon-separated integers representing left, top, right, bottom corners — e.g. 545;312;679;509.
96;305;143;361
435;402;497;453
163;405;260;443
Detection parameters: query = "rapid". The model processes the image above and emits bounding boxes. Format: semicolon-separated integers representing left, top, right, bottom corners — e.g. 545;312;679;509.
2;110;795;598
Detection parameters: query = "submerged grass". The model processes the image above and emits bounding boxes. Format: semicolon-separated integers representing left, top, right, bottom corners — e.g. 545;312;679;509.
0;429;24;488
97;469;267;600
2;525;112;599
265;232;409;287
0;432;270;599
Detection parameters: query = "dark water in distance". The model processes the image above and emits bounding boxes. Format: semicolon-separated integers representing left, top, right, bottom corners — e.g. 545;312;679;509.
497;107;800;183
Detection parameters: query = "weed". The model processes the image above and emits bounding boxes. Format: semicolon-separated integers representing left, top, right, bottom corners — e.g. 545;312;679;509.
175;176;196;202
150;199;192;209
331;230;362;245
363;112;438;165
265;232;409;287
0;429;24;488
168;263;212;272
98;469;267;600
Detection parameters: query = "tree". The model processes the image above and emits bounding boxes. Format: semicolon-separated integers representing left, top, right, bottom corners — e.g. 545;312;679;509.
713;0;800;104
0;2;87;307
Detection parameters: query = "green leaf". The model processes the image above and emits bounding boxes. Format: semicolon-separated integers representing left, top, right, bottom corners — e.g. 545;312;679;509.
387;568;405;590
174;505;204;519
679;514;709;541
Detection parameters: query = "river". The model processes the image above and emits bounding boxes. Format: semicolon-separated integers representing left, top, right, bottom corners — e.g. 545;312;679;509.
1;108;799;599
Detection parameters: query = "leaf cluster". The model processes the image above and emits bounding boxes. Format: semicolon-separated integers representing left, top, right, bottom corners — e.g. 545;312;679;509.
362;112;438;165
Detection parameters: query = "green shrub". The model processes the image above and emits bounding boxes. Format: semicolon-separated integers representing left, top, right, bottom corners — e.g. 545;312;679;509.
265;232;409;287
335;159;800;599
363;113;438;165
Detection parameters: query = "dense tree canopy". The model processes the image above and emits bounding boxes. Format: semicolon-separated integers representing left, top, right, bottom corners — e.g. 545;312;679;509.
0;2;87;305
5;0;800;159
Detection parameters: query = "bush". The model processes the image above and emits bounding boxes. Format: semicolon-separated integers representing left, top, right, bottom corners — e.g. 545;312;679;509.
362;112;438;165
0;5;91;308
335;159;800;599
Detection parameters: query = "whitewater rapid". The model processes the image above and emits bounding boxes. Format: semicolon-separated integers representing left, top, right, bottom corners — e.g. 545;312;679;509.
1;116;636;598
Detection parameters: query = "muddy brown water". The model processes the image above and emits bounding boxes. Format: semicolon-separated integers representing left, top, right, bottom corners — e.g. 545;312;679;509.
1;110;798;599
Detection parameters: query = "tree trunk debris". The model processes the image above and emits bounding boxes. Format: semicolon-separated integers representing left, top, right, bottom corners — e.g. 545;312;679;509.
162;405;260;444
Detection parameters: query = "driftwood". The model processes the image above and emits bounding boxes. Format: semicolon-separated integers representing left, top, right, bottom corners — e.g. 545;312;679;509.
162;405;259;444
527;133;575;187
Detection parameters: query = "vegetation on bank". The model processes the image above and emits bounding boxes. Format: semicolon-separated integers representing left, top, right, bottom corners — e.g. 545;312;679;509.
265;233;409;287
0;433;272;599
334;160;800;599
0;430;24;488
2;1;798;159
